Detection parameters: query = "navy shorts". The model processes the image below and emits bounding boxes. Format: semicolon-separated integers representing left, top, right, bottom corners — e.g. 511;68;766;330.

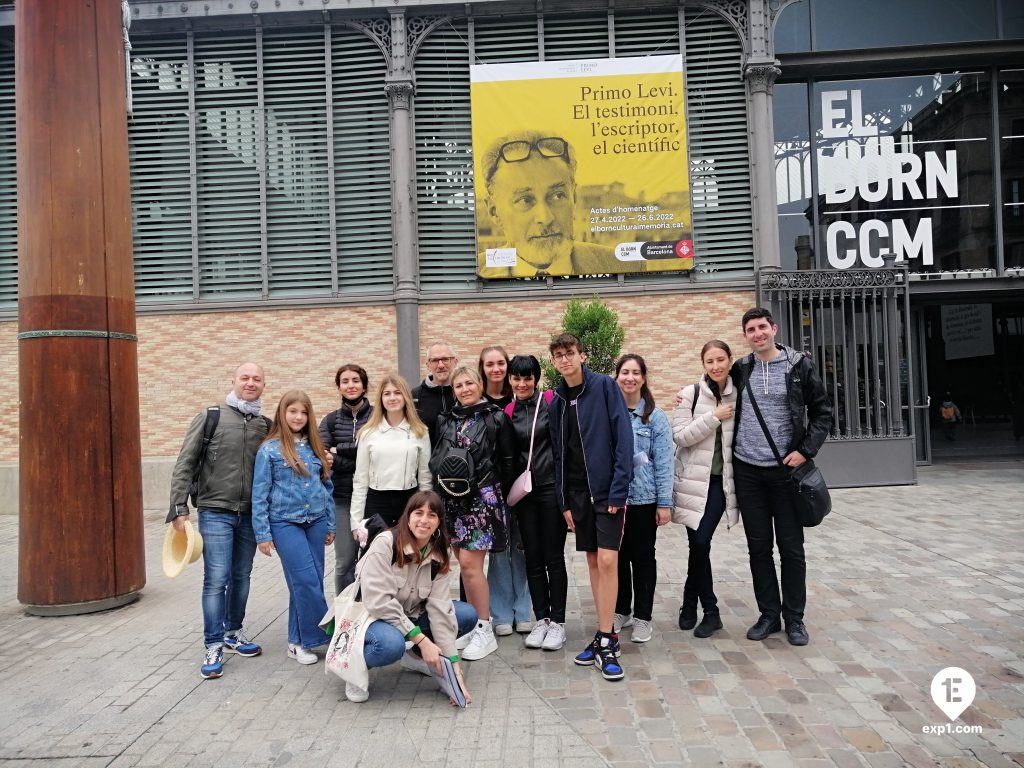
565;486;625;552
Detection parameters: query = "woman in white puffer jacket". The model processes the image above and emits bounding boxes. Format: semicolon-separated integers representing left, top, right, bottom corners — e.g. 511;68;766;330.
672;340;739;639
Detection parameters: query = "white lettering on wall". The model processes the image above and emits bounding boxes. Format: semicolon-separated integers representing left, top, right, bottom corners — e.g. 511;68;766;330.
819;89;956;270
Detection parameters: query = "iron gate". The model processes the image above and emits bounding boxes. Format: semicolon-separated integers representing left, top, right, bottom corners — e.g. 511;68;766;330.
759;261;917;486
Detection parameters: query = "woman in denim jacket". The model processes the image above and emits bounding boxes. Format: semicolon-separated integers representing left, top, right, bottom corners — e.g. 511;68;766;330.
611;354;674;643
252;390;336;666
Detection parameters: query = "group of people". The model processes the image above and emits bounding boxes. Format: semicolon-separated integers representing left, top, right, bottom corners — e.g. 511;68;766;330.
167;306;832;704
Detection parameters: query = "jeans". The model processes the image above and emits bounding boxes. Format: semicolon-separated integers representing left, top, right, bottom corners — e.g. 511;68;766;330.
198;510;257;648
487;514;532;625
270;516;331;649
683;474;726;613
615;502;658;621
362;600;478;669
333;499;358;594
734;459;806;623
515;486;568;624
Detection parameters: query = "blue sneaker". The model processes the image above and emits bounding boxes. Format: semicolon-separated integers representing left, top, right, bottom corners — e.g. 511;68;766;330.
595;641;625;681
574;633;620;666
201;645;224;679
223;631;261;657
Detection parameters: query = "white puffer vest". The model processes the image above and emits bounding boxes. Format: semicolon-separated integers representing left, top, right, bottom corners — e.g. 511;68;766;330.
671;376;739;530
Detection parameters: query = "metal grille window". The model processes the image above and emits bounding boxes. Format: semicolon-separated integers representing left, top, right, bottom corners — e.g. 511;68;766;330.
413;7;752;293
0;43;16;308
126;25;392;306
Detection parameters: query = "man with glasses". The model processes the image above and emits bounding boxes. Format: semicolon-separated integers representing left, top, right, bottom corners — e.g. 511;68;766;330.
478;131;627;278
547;333;633;680
412;341;459;446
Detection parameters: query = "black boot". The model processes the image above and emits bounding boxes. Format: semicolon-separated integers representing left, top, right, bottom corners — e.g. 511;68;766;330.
678;581;698;630
693;610;722;638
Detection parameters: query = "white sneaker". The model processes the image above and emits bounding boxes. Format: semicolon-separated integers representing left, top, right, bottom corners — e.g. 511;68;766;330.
400;652;432;676
493;623;514;637
345;682;369;702
524;619;550;649
541;622;566;651
612;612;634;633
461;620;498;661
514;621;533;634
455;629;474;650
631;618;653;643
287;644;318;665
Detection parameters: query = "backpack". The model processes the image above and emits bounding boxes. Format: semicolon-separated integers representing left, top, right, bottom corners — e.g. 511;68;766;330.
940;405;956;421
188;406;221;508
502;389;555;419
430;409;497;499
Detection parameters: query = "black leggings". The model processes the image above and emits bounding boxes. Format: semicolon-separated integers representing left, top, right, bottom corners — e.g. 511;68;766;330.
683;474;726;612
615;502;658;621
514;485;568;624
365;487;416;528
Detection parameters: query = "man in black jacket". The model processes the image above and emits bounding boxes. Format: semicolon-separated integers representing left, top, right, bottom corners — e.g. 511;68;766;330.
412;340;458;446
731;308;831;647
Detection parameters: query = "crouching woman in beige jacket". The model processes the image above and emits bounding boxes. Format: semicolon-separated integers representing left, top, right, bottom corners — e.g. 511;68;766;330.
672;340;739;639
352;490;477;705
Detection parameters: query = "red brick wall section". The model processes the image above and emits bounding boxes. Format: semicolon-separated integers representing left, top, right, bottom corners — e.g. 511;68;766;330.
0;290;753;461
420;289;753;414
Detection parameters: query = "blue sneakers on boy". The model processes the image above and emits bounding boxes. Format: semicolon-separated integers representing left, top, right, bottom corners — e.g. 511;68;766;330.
594;639;624;681
223;631;262;656
201;645;225;679
573;633;621;667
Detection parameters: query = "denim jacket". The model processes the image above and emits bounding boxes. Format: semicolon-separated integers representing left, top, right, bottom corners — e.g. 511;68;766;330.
251;438;335;544
626;400;674;507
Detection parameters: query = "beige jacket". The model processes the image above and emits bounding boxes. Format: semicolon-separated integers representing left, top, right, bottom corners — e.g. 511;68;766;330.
350;419;432;529
356;530;458;658
672;376;739;529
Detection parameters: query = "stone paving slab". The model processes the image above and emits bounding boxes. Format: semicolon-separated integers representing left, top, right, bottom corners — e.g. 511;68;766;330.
0;462;1022;766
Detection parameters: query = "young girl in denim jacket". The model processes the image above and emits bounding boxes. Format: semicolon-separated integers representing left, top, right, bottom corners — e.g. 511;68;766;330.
252;390;336;665
612;354;674;644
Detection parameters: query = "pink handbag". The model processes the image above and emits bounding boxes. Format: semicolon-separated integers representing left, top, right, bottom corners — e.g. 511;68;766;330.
506;395;542;507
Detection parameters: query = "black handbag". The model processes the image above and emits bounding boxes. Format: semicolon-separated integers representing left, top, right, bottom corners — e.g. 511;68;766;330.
743;377;832;527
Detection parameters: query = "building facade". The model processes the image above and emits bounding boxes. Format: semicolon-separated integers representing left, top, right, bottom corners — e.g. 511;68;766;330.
0;0;1020;497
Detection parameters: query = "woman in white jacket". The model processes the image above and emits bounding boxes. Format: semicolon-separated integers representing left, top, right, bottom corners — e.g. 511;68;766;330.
672;340;739;639
350;373;433;540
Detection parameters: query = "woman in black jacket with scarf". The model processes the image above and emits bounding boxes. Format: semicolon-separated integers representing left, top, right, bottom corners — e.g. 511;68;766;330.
318;364;373;594
430;366;516;661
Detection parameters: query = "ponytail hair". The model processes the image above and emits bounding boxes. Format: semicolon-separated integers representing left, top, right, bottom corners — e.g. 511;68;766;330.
700;339;733;404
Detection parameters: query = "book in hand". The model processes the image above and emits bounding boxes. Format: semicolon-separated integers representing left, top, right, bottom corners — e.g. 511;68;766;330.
433;657;467;708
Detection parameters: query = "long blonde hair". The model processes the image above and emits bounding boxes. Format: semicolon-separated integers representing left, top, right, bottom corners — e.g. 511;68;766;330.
264;390;330;480
358;373;427;440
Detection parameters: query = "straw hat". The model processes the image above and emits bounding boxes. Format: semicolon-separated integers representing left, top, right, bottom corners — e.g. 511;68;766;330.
162;519;204;578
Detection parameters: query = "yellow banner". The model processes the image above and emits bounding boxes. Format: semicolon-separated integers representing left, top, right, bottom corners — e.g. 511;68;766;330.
471;55;693;279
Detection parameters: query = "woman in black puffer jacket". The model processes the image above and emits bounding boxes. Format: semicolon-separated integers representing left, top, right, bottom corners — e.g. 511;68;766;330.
318;364;373;594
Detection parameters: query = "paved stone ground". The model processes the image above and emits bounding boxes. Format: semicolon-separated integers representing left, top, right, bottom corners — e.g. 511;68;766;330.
0;462;1022;767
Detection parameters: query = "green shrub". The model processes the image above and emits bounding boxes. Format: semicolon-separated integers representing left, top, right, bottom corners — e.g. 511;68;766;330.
542;297;625;388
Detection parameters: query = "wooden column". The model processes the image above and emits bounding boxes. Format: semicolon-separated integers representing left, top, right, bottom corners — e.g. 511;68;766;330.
17;1;146;614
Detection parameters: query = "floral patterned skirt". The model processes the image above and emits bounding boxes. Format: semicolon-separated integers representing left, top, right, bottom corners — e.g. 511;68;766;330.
445;481;508;551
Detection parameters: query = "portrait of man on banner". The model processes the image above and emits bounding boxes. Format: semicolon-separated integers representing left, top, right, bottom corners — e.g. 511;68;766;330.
479;132;623;278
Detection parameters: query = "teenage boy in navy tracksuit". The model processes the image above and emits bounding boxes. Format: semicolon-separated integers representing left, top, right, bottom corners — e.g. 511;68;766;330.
548;333;633;681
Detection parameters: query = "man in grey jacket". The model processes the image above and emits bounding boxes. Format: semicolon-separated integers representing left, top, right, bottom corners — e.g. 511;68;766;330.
167;363;271;679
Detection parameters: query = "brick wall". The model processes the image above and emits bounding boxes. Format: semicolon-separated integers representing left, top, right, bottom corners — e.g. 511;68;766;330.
0;288;753;461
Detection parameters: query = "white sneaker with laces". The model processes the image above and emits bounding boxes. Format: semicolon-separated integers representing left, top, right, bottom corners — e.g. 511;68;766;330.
461;620;498;661
541;622;566;651
455;629;474;651
493;623;514;637
631;617;653;643
612;612;633;634
524;619;550;649
287;644;318;665
400;652;433;676
345;682;369;703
